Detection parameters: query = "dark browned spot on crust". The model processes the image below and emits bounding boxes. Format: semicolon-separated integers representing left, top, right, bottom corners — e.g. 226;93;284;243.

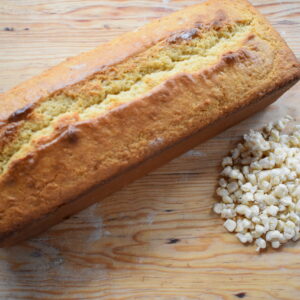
223;51;241;64
222;49;249;64
212;9;228;29
167;10;231;44
8;104;34;123
245;33;255;41
167;28;199;43
63;126;80;144
0;123;20;137
201;48;253;80
0;122;21;150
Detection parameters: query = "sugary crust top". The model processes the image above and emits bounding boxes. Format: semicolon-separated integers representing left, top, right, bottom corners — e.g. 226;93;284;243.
0;0;270;121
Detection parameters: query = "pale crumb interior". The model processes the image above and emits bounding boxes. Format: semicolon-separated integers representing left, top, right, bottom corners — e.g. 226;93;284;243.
0;21;253;174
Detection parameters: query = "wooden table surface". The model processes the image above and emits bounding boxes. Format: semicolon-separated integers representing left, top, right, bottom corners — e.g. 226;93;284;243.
0;0;299;299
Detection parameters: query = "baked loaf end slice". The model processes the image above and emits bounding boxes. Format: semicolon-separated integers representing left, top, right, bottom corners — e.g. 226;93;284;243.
0;0;299;246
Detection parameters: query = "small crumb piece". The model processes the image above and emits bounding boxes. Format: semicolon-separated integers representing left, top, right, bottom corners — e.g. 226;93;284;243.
266;230;282;242
271;241;281;249
213;203;223;214
228;182;239;194
255;224;265;236
264;205;279;217
256;238;266;251
236;233;253;243
219;178;227;188
222;156;233;167
223;219;236;232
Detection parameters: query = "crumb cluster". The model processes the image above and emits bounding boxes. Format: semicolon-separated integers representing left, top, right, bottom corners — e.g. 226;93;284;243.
214;116;300;251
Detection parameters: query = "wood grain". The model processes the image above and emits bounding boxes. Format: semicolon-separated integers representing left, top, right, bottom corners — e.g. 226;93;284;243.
0;0;299;299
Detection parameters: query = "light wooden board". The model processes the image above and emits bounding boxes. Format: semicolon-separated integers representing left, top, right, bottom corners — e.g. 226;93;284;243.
0;0;299;299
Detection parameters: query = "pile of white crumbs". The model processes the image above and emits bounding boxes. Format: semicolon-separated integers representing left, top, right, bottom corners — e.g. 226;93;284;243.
214;116;300;251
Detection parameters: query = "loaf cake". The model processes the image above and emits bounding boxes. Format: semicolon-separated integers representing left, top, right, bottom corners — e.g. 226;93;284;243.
0;0;299;246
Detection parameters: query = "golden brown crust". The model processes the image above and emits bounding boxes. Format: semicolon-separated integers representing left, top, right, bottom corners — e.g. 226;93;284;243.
0;0;299;245
1;78;297;247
